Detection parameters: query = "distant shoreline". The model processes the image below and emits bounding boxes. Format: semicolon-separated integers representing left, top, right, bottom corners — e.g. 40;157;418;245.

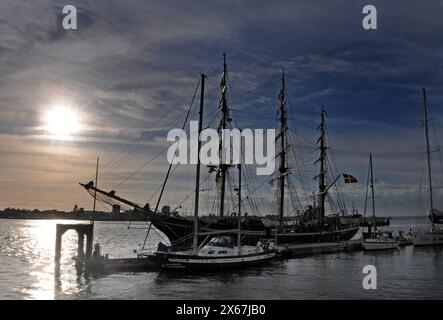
0;208;147;222
0;208;427;222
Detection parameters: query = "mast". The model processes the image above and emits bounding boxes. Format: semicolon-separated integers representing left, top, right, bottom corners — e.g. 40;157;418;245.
369;153;376;236
217;53;231;217
363;158;371;235
277;70;287;230
237;162;242;252
422;88;434;229
193;73;206;254
317;107;327;224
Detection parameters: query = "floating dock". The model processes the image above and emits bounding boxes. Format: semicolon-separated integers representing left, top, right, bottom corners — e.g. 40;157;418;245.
280;240;363;258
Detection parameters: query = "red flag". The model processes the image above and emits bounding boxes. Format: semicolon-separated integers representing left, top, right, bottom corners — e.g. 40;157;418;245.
343;174;358;183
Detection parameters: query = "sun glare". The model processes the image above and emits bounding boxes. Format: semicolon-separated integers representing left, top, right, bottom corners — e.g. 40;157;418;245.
44;106;81;139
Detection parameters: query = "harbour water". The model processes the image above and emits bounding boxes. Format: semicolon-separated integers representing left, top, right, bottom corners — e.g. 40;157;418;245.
0;218;442;300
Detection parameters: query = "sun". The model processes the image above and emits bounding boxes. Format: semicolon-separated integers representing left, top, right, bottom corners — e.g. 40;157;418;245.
44;106;82;139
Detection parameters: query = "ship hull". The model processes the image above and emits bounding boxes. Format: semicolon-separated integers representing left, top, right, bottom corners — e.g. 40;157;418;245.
149;214;265;246
272;226;359;244
150;214;359;246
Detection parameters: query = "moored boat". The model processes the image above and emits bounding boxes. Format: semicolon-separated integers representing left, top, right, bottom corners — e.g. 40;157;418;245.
362;231;399;251
156;235;275;272
361;154;399;251
412;89;443;246
413;227;443;246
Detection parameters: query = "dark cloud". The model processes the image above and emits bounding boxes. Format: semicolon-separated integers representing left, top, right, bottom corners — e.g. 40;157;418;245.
0;0;443;214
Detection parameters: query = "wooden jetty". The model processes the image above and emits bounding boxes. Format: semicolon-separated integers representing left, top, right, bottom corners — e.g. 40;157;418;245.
55;223;94;261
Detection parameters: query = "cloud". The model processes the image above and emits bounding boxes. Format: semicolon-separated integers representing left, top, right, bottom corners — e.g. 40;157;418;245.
1;0;443;215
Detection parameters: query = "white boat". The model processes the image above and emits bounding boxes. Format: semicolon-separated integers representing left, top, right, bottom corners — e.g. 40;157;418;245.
361;155;399;251
413;226;443;246
157;236;275;271
413;89;443;247
362;231;399;250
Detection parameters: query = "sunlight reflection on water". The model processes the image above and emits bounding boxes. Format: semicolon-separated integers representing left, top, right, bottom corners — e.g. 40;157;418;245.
0;219;442;300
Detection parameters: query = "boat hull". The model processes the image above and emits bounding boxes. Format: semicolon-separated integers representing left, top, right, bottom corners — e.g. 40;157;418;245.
150;214;266;246
362;240;399;250
151;214;360;246
413;230;443;246
273;226;359;244
158;252;275;272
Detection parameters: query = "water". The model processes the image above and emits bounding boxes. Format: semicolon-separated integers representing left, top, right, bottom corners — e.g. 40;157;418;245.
0;219;442;300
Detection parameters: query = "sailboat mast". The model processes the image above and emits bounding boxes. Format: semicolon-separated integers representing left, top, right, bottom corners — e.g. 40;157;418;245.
318;107;327;224
369;153;376;236
422;88;434;228
277;70;287;230
218;53;230;217
193;73;206;254
237;163;242;250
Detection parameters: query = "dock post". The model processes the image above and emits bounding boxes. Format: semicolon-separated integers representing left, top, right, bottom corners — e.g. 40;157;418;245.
55;224;64;261
77;232;85;259
85;227;93;260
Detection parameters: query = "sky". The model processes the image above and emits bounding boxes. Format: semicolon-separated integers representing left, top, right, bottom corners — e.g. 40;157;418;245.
1;0;443;217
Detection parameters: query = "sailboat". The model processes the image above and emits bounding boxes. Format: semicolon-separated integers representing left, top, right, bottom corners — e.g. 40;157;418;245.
269;73;361;244
413;88;443;246
361;154;399;250
154;73;275;272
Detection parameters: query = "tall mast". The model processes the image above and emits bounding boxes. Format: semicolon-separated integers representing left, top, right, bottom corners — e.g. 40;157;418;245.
193;73;206;254
369;153;376;236
237;162;242;251
318;107;327;224
277;70;287;230
422;88;434;229
217;53;231;217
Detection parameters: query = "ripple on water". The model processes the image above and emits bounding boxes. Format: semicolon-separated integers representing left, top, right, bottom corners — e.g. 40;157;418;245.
0;219;442;299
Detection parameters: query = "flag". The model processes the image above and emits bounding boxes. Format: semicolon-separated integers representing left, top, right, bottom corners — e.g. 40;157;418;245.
343;173;358;183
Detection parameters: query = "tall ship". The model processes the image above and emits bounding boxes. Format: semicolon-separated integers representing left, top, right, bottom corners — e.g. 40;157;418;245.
80;56;360;247
267;71;361;243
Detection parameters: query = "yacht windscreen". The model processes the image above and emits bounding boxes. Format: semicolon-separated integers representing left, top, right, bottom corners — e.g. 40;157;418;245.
208;236;235;248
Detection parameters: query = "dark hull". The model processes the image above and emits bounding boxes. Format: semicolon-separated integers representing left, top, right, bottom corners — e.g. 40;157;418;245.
429;213;443;224
150;214;265;246
150;214;359;246
157;252;275;272
273;226;359;244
